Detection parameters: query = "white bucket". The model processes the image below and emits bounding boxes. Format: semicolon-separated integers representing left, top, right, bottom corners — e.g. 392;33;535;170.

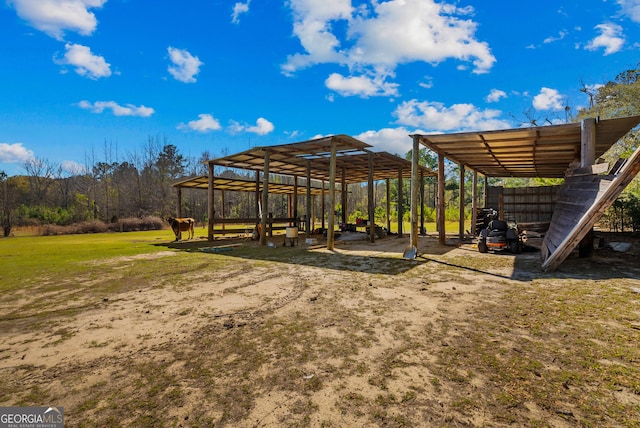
286;227;298;238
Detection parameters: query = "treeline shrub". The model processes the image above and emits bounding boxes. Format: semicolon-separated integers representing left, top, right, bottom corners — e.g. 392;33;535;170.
112;216;164;232
16;205;75;226
601;194;640;232
40;216;164;236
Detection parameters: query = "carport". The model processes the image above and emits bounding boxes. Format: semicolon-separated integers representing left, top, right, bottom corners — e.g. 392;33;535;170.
172;174;331;237
174;134;435;249
408;115;640;270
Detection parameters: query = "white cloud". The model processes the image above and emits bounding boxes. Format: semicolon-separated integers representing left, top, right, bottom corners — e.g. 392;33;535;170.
232;0;250;24
486;88;507;103
283;0;495;76
230;118;275;135
419;76;434;89
247;118;274;135
177;114;222;132
532;87;565;111
585;23;625;55
543;30;567;44
393;99;511;132
282;0;351;75
583;83;604;93
325;72;399;97
78;100;155;117
0;142;35;163
55;43;111;79
618;0;640;23
167;47;203;83
285;130;301;139
356;127;415;156
61;160;87;174
8;0;107;40
347;0;495;73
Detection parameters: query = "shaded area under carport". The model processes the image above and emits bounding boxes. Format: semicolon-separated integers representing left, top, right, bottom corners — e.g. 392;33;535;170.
410;115;640;271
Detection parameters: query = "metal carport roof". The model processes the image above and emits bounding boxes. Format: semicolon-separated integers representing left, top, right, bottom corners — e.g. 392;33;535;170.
413;115;640;178
208;134;435;183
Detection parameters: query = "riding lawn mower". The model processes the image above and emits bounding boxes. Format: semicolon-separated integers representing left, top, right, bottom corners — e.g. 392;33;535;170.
477;209;525;254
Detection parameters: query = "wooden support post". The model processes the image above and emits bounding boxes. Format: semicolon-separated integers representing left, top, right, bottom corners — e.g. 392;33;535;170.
410;136;419;249
306;161;311;238
260;150;270;246
580;117;597;258
255;171;260;219
312;195;316;232
581;118;597;167
472;170;478;236
386;178;391;233
420;171;425;235
221;190;226;230
207;162;215;241
483;176;488;208
579;232;595;258
459;164;465;241
368;152;375;243
176;186;182;218
397;168;403;237
293;175;298;225
342;168;347;225
327;140;337;250
322;180;326;231
437;152;445;245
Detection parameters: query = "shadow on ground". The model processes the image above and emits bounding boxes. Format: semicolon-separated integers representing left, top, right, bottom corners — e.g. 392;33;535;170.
153;233;457;276
154;231;640;281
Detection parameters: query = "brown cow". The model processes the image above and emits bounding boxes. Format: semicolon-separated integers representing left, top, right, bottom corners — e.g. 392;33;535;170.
166;217;195;241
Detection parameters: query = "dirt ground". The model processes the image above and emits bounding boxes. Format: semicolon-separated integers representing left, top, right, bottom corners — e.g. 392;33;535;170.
1;231;639;427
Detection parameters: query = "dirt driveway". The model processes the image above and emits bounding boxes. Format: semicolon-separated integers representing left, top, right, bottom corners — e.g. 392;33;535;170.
1;232;639;427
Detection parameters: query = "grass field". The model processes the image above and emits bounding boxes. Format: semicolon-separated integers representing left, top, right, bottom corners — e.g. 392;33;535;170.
1;230;639;427
1;230;171;289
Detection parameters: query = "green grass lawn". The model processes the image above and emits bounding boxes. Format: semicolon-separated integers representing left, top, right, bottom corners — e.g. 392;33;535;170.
0;230;172;291
0;221;466;290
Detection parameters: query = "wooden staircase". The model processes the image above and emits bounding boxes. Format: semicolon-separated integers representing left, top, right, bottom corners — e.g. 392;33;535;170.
541;145;640;271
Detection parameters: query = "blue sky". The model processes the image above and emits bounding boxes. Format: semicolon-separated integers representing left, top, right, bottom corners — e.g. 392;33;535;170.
1;0;639;176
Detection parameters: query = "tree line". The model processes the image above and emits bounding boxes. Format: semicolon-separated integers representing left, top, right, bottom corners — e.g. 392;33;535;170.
0;136;205;235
